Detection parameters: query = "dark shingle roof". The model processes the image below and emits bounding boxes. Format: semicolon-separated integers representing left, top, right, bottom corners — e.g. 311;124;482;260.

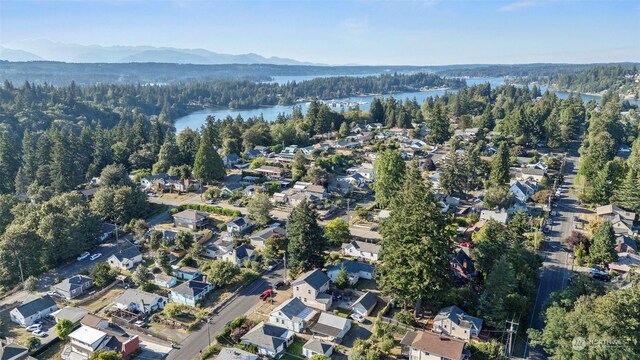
352;292;377;313
53;275;92;293
303;339;332;355
326;261;375;275
172;280;210;297
435;305;483;331
292;269;330;290
14;295;56;318
0;342;28;360
241;322;289;352
110;246;141;262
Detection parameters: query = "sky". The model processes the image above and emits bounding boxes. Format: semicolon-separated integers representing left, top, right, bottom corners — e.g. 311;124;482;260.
0;0;639;65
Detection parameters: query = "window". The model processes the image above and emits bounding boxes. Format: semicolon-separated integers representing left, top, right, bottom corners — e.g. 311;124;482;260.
296;286;299;292
304;298;307;302
308;289;311;294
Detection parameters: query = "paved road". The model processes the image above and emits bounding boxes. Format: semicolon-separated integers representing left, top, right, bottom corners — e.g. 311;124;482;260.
167;267;286;360
524;141;583;358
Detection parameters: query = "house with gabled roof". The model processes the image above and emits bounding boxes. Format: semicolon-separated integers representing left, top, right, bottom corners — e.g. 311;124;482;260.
241;322;294;358
509;180;536;203
451;250;476;282
401;330;467;360
226;216;254;236
268;297;317;333
52;275;93;299
113;289;167;314
0;341;29;360
173;209;208;230
10;295;58;326
342;240;381;262
221;244;256;267
310;312;352;342
292;269;332;311
326;261;375;286
250;226;286;249
433;305;483;341
169;277;214;307
302;339;333;359
351;291;378;316
107;246;142;271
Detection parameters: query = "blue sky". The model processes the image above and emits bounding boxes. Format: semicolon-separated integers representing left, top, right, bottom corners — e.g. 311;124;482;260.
1;0;638;65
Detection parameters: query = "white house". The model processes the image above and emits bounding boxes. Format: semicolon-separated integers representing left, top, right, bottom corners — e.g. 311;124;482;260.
268;298;317;333
342;241;381;262
401;331;466;360
433;306;484;341
241;322;294;358
217;348;259;360
509;180;536;203
310;312;352;342
113;289;167;314
302;339;333;359
107;247;143;271
326;261;375;286
351;292;378;317
225;217;253;236
10;296;58;327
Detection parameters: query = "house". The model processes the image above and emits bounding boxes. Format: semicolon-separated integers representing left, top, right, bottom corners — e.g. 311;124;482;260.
269;298;317;333
255;166;283;179
173;209;208;230
80;314;109;330
609;252;640;274
596;205;636;222
10;295;58;326
221;183;244;197
0;341;29;360
310;312;352;342
202;241;232;259
305;185;328;199
153;273;177;288
52;306;89;325
175;266;202;280
480;210;509;224
113;289;167;314
249;226;286;249
433;306;484;341
342;241;381;262
221;245;256;267
351;291;378;316
225;217;254;236
401;330;467;360
509;180;536;203
451;250;476;282
519;167;546;182
302;339;333;359
76;187;98;201
326;261;375;286
99;223;117;242
107;246;142;271
140;173;178;190
615;235;637;254
170;278;214;307
223;153;241;168
52;275;93;300
63;325;139;360
292;269;333;311
217;347;259;360
241;322;294;358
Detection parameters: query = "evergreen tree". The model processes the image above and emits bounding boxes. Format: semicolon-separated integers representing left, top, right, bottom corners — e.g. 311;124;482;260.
372;150;406;208
589;161;615;205
152;130;180;174
291;151;308;181
20;130;37;184
612;170;640;213
369;98;384;124
176;128;200;165
149;119;164;157
480;256;517;328
155;251;172;274
193;128;225;183
490;142;510;185
335;265;350;289
286;201;325;276
439;148;465;196
377;164;453;313
0;132;20;194
588;221;617;267
427;104;451;144
627;137;640;174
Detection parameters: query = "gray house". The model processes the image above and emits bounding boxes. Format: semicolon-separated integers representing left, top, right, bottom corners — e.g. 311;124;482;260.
433;305;484;341
52;275;93;299
268;298;317;333
241;322;294;358
351;292;378;316
10;295;58;327
173;209;208;230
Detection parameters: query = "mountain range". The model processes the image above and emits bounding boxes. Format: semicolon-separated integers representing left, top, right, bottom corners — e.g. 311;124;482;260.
0;39;313;65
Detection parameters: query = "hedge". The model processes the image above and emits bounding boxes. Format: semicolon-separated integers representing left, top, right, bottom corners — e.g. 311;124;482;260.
170;203;241;217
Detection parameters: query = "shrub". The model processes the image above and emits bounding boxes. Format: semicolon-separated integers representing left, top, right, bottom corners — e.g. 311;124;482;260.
170;203;241;217
163;303;190;319
393;309;415;326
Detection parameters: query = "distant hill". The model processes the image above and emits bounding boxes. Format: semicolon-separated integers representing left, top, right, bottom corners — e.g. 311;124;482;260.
0;39;312;65
0;46;42;61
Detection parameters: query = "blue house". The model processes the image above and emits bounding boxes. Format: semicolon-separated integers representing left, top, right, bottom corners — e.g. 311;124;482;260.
170;277;214;307
175;266;202;280
153;273;178;288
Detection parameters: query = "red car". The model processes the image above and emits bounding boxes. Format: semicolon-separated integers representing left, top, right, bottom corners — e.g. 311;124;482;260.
259;289;273;301
459;242;473;248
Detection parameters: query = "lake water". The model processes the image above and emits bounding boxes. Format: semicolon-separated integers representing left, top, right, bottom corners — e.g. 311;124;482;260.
173;76;633;132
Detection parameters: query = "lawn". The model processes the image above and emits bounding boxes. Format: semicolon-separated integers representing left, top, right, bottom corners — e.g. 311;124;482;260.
0;312;34;347
37;339;67;360
281;336;305;360
81;288;124;313
332;307;351;318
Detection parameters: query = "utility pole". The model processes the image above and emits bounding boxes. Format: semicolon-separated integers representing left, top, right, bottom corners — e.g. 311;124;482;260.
505;319;519;359
283;253;287;283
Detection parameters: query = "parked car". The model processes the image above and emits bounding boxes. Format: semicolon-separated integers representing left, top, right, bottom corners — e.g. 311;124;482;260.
349;313;365;323
32;329;47;337
588;267;608;276
46;290;58;297
134;320;146;327
77;252;90;261
26;323;42;332
592;273;611;282
459;242;473;248
205;200;215;204
259;289;273;300
90;253;102;261
273;281;285;289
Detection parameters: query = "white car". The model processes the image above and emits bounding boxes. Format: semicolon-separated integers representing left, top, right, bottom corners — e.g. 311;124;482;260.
77;252;90;261
349;313;365;323
47;290;58;297
588;268;607;276
32;329;47;337
90;253;102;261
26;323;42;332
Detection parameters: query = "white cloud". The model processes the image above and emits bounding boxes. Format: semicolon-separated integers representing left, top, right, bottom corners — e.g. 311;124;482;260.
498;0;539;12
